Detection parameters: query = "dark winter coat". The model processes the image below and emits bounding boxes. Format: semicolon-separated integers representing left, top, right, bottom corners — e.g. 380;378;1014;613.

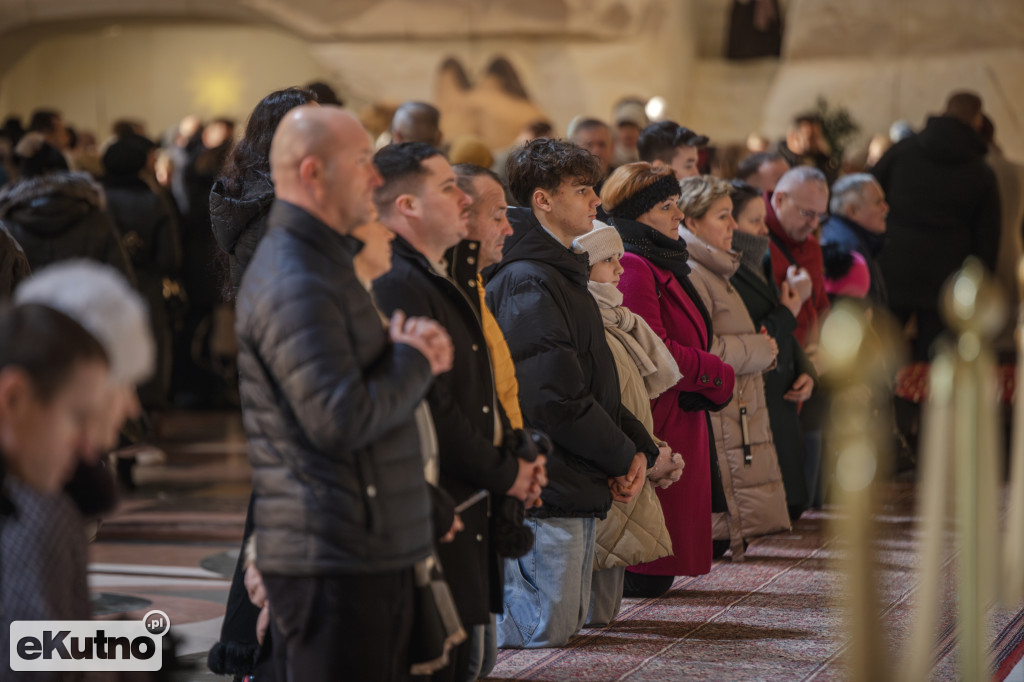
731;257;816;513
103;175;182;405
374;237;519;625
0;225;30;299
235;200;435;576
209;171;275;299
872;115;1001;311
0;172;135;284
820;214;888;308
485;207;658;519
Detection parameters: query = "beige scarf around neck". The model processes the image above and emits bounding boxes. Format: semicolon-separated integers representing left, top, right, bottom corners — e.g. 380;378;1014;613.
588;281;682;398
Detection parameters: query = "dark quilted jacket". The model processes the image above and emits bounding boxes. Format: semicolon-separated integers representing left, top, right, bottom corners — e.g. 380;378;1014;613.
0;172;135;284
209;171;275;299
235;200;435;575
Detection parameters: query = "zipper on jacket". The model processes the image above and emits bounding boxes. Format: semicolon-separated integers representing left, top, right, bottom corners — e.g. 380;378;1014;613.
739;401;752;466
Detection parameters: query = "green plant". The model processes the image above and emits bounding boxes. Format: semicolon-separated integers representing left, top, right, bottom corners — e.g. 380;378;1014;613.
813;96;860;163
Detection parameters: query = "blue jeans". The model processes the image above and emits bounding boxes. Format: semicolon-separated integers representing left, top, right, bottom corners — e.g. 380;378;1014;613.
587;566;625;626
464;617;497;681
496;516;597;649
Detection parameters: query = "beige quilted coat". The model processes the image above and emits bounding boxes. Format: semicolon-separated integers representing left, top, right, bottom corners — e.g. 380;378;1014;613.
682;229;791;561
593;329;673;570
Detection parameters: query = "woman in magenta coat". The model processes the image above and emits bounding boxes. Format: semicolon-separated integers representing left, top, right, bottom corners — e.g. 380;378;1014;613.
602;163;735;597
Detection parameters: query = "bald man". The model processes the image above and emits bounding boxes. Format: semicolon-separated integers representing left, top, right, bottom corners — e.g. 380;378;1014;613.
235;105;454;680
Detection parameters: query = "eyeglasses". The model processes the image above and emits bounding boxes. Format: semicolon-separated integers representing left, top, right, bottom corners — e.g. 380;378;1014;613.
783;195;828;224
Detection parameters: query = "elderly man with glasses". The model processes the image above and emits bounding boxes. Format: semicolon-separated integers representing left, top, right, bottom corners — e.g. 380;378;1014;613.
764;165;831;509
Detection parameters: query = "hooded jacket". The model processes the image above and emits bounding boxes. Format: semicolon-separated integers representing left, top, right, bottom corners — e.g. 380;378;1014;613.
485;207;658;519
873;115;1001;311
235;200;434;576
209;171;275;299
0;172;135;284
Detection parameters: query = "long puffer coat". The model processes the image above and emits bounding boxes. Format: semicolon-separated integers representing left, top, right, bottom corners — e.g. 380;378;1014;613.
682;229;791;560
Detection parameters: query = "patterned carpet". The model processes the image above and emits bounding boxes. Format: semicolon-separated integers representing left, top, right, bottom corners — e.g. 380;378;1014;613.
486;482;1024;681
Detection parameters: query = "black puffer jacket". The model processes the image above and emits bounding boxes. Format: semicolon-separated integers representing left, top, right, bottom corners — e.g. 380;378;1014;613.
209;171;275;299
0;172;134;284
485;207;657;519
235;200;435;576
873;115;1001;311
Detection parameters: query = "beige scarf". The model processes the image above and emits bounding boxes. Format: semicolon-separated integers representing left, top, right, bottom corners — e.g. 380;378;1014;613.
588;281;682;398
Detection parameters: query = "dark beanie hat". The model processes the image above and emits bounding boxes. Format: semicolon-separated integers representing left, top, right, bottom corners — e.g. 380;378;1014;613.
103;134;155;176
606;172;681;221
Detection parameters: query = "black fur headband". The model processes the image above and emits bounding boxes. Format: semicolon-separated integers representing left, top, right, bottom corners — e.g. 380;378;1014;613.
607;174;680;221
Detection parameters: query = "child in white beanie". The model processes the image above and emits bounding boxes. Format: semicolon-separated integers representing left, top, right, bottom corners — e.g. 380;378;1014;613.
15;260;155;454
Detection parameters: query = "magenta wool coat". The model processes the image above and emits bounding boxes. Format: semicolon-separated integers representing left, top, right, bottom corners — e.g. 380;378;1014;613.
618;252;735;577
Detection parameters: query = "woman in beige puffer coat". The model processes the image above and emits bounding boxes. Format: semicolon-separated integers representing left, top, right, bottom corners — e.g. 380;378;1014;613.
678;176;791;561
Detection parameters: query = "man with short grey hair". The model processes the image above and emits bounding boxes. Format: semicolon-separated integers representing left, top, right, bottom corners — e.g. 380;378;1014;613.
821;173;889;307
766;166;830;348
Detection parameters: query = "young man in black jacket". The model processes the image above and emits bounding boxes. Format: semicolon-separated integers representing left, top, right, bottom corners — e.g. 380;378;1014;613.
486;138;659;648
234;106;454;681
372;144;547;680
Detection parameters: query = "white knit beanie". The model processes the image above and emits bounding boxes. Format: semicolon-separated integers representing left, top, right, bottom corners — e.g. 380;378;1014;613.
14;260;155;385
573;220;624;265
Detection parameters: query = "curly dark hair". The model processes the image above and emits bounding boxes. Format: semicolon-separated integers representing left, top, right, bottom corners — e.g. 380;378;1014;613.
219;87;318;196
505;138;603;208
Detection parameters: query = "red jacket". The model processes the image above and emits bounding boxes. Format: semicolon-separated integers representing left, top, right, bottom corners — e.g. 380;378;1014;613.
618;252;734;577
765;191;830;348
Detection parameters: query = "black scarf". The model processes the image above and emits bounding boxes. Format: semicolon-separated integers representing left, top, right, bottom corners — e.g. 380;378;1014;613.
610;216;714;349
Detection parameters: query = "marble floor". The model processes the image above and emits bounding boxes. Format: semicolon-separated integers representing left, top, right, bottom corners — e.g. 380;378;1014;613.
86;410;1024;682
91;410;250;681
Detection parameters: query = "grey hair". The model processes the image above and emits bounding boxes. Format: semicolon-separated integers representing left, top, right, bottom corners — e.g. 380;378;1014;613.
15;260;155;385
774;166;827;194
829;173;879;216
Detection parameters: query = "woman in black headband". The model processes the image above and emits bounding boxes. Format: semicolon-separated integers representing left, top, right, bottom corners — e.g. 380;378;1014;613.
602;162;735;598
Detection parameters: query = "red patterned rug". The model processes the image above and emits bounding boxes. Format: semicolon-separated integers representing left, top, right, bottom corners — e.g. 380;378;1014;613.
486;482;1024;681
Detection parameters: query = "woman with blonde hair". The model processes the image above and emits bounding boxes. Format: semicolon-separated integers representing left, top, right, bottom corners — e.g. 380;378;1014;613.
677;175;791;560
602;162;734;597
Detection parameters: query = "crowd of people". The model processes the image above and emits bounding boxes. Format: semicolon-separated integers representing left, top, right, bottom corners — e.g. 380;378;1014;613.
0;82;1013;681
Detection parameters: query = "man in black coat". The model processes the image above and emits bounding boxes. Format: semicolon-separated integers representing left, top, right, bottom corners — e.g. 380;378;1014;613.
873;91;1001;360
485;138;659;649
820;173;890;308
234;106;454;681
372;144;547;680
